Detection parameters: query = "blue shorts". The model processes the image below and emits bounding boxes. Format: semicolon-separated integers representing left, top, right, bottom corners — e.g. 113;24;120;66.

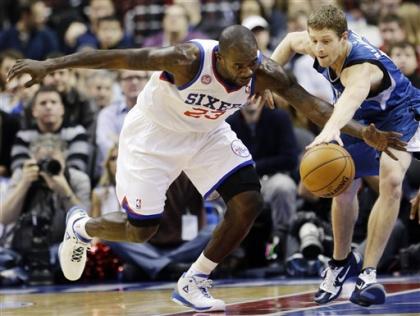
343;100;419;178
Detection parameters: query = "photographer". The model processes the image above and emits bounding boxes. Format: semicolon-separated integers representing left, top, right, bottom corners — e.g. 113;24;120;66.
0;134;90;284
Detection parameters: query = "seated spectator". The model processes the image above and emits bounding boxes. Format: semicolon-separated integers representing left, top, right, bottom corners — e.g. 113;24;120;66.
0;50;24;113
0;134;90;285
95;70;149;177
76;15;133;51
143;4;208;47
10;86;89;173
397;3;420;56
242;15;272;56
378;14;406;53
0;110;20;177
0;1;59;60
42;53;96;132
64;0;116;53
92;145;211;280
389;42;419;88
227;98;299;261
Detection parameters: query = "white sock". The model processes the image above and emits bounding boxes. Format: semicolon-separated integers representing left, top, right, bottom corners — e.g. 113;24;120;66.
186;253;218;278
72;216;93;241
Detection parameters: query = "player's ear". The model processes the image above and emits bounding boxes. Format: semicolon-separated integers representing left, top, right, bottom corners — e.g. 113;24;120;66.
341;31;349;41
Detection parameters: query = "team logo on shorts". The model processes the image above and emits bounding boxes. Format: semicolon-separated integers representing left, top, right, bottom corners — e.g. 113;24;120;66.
231;140;250;157
201;74;212;84
135;198;142;209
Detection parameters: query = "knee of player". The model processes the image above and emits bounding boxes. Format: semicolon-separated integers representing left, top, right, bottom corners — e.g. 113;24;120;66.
380;172;404;196
126;223;159;243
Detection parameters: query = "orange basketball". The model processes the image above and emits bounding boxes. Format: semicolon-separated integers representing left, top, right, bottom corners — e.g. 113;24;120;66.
299;143;355;198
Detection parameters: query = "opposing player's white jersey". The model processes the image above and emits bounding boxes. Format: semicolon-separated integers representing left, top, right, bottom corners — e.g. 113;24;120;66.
137;39;260;132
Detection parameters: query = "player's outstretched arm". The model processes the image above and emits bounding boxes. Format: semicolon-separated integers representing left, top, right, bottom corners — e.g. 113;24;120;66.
7;43;198;87
271;31;313;66
256;58;406;159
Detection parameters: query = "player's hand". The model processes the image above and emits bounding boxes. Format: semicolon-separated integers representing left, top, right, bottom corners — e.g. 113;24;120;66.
410;190;420;223
362;123;406;161
7;59;48;87
306;128;343;149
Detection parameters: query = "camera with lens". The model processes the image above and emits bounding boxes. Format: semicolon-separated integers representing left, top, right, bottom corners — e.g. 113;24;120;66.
37;158;62;175
289;212;325;260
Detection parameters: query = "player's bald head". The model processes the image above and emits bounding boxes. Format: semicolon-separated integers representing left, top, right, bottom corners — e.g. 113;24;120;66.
219;25;258;57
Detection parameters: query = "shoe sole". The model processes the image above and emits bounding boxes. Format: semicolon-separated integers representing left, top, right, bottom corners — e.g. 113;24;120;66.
350;284;386;307
171;290;225;312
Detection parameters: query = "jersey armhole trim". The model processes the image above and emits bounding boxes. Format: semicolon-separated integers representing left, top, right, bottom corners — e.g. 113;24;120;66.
177;41;205;90
344;59;391;98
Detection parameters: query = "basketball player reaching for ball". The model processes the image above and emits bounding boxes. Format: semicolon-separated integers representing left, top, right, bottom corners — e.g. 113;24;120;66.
272;5;420;307
8;25;405;312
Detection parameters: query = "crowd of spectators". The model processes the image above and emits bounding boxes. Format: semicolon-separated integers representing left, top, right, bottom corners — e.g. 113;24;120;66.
0;0;419;285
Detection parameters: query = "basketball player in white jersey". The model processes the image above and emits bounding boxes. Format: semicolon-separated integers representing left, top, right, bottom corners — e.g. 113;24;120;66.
8;25;405;312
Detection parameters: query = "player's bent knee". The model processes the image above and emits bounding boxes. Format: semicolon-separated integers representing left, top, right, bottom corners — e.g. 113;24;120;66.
126;223;159;243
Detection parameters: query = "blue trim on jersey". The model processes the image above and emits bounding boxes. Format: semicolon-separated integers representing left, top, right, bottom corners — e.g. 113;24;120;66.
177;41;205;90
250;51;263;96
203;159;254;199
121;196;163;220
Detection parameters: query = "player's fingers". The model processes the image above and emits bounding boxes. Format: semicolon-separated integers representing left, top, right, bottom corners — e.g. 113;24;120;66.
24;78;38;88
410;200;417;220
264;90;275;109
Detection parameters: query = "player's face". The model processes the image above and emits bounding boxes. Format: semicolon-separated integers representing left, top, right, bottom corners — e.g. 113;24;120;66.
219;49;259;86
308;28;347;68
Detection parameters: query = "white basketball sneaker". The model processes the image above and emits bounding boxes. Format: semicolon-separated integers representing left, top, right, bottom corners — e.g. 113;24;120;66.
171;273;226;312
59;206;91;281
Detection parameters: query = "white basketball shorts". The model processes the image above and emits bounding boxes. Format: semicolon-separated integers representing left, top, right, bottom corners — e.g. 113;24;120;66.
115;106;254;221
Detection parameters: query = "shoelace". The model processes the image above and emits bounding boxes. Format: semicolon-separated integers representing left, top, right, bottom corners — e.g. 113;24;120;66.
196;279;214;299
320;266;341;293
70;240;90;263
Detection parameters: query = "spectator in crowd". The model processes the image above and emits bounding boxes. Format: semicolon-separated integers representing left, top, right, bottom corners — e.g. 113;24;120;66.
397;3;420;55
64;0;116;52
191;0;240;40
0;134;90;285
346;0;382;47
10;86;90;173
227;97;299;261
95;70;149;177
42;53;96;131
0;1;59;60
242;15;272;56
76;15;133;51
8;73;41;129
86;70;116;112
390;42;420;88
379;0;401;16
118;0;166;47
0;50;24;113
378;14;406;53
0;110;20;177
143;4;208;48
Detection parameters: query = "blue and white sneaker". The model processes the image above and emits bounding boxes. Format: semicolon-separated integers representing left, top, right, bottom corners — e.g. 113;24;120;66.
350;268;386;307
314;251;362;304
172;273;226;312
58;206;91;281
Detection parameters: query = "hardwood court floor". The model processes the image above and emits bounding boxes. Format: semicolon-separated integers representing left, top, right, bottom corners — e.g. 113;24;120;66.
1;276;420;315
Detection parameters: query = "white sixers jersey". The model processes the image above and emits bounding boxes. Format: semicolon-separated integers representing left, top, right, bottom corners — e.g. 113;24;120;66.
137;39;260;132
